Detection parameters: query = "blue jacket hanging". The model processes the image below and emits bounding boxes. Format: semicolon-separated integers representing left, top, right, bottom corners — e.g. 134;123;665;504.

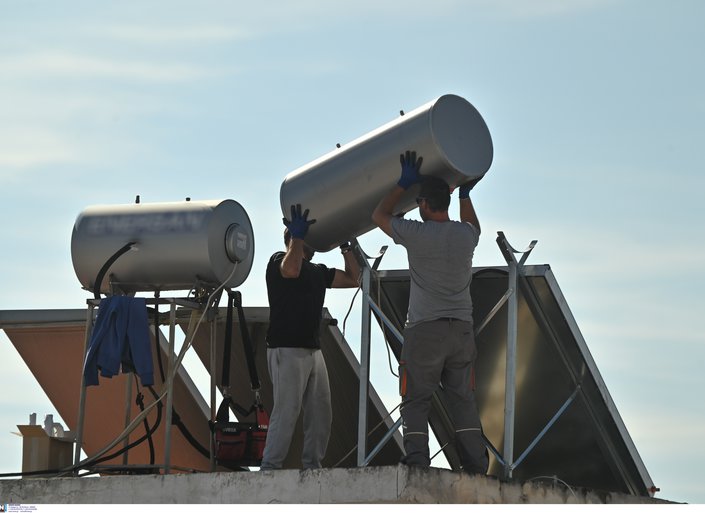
83;296;155;386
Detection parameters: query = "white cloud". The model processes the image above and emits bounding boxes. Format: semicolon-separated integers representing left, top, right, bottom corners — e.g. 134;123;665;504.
479;0;617;19
0;52;207;178
0;119;155;181
0;51;224;83
98;25;253;44
0;129;79;171
496;219;703;283
623;409;705;455
134;0;618;36
267;0;616;21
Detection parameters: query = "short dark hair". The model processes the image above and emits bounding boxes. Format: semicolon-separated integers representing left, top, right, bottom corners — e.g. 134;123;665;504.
284;228;291;247
418;176;450;212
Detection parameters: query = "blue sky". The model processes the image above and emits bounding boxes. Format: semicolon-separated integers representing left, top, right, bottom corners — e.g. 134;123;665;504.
1;0;704;504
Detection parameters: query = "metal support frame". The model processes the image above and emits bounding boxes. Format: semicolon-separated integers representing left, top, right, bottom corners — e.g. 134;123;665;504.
355;241;389;466
121;372;134;465
163;302;177;473
209;313;218;472
461;233;584;480
73;305;96;470
357;263;372;465
352;231;580;478
73;295;210;475
352;232;526;468
496;231;537;479
363;417;403;466
511;385;580;471
492;231;583;481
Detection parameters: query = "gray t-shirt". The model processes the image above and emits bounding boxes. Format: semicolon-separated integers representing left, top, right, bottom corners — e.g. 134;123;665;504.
391;217;480;327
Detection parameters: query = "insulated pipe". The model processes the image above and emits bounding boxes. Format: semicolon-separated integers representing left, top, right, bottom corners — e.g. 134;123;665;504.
71;199;254;293
280;94;493;252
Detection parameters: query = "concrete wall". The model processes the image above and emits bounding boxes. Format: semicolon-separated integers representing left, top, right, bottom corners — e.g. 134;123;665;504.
0;465;672;504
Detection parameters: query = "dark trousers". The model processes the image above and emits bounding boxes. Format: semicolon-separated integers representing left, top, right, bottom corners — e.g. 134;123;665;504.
400;318;488;473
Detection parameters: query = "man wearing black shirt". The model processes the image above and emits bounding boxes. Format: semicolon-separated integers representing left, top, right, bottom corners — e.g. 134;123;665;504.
260;204;360;470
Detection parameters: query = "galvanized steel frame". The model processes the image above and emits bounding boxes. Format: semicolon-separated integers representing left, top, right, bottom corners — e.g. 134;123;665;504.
73;295;212;475
353;231;589;481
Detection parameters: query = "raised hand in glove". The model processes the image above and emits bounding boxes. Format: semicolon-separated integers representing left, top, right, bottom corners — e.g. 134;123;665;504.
458;177;482;199
397;150;423;190
283;204;316;240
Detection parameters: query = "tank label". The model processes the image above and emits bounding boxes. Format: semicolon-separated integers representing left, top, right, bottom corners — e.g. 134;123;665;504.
81;211;207;235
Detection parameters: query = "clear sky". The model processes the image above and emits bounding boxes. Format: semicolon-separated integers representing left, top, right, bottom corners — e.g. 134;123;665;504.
1;0;703;504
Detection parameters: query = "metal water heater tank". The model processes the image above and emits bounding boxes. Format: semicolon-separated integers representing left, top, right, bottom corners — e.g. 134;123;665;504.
71;199;254;294
279;94;493;252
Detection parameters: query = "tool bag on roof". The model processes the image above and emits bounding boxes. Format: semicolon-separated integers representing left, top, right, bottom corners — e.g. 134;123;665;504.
212;290;269;467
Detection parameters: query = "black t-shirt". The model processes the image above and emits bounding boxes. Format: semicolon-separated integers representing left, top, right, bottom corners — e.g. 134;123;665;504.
265;251;336;349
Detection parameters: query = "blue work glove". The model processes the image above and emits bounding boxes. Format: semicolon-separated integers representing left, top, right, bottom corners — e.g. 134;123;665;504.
458;177;481;199
283;204;316;240
397;150;423;190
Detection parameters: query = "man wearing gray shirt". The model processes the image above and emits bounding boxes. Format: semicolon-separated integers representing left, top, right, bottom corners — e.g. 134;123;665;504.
372;150;488;474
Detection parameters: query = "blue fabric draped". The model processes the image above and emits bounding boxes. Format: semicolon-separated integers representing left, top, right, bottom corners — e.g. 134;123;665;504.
83;296;154;386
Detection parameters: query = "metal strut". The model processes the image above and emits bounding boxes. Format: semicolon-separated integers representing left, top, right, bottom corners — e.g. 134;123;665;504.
495;231;537;480
356;240;388;466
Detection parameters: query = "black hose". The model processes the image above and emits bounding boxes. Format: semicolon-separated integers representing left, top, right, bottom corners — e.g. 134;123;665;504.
93;241;136;299
135;388;156;465
90;385;163;466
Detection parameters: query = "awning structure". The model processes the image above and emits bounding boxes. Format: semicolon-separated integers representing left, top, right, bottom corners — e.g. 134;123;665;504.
0;305;402;474
370;264;655;496
0;309;212;472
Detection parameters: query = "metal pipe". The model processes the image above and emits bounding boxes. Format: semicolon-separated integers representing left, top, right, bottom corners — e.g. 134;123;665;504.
73;303;95;472
483;433;505;467
475;287;513;337
163;301;177;473
357;264;372;465
362;417;403;467
495;231;538;480
512;386;580;470
121;373;134;465
209;312;217;471
503;259;518;480
367;296;404;345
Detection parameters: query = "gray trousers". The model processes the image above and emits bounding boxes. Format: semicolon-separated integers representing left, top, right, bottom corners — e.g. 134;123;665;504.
260;347;332;470
400;319;488;473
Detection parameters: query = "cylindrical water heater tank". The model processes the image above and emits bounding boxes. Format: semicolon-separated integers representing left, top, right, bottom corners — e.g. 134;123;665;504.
279;94;493;252
71;199;254;294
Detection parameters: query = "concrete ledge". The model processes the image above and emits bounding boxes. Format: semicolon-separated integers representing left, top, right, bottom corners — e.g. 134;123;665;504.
0;465;671;504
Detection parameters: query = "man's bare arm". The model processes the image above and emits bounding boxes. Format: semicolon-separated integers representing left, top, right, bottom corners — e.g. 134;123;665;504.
332;247;361;288
280;238;305;278
460;197;481;233
372;185;405;237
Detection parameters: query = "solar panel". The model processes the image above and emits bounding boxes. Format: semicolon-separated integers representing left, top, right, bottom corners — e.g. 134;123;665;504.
370;264;655;496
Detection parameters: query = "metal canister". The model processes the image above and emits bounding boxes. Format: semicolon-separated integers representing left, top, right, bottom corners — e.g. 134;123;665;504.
279;94;493;252
71;199;254;293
